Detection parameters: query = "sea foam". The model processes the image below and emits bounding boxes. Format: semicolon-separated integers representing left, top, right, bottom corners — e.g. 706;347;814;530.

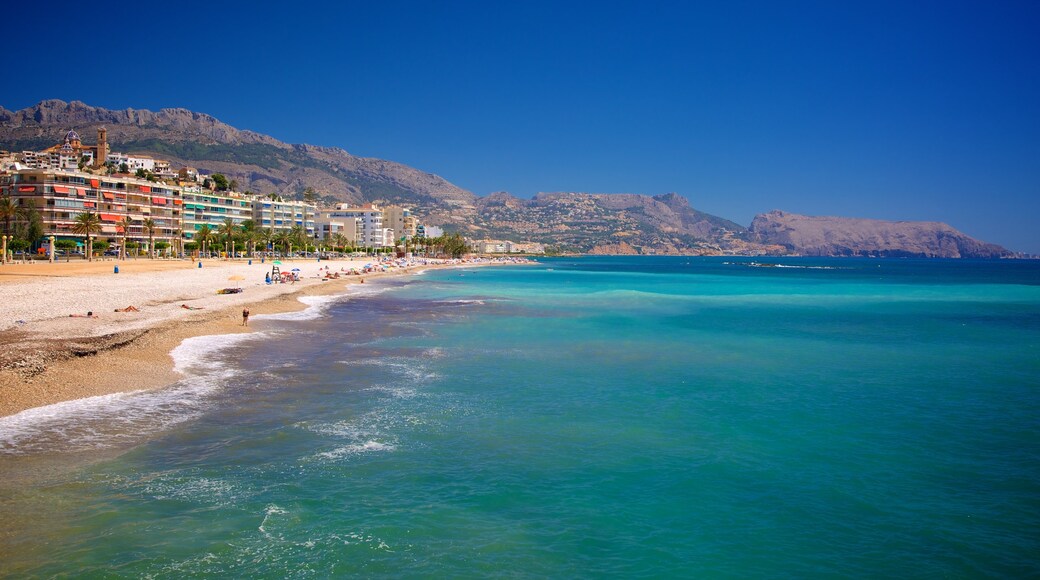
0;332;260;455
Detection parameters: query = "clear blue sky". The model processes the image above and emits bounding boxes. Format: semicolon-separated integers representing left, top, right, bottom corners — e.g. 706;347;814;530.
5;1;1039;252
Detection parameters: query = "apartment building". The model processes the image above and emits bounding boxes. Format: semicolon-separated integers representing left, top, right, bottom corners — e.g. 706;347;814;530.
181;187;253;240
252;197;317;237
1;169;181;249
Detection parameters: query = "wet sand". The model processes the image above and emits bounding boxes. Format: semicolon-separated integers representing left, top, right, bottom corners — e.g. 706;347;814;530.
0;257;458;417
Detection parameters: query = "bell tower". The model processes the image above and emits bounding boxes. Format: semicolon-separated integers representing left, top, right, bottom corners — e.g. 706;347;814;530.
95;127;108;167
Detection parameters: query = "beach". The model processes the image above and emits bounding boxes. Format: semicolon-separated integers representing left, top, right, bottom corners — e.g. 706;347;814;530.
0;256;472;417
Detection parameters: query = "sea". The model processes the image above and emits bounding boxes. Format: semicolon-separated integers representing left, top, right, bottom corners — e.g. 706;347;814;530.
1;256;1038;578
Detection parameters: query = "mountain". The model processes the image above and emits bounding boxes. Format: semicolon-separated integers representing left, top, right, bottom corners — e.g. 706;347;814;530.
470;191;757;254
0;101;1013;256
0;100;476;212
748;210;1010;258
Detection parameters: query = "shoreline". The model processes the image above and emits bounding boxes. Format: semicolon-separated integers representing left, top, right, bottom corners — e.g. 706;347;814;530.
0;257;516;419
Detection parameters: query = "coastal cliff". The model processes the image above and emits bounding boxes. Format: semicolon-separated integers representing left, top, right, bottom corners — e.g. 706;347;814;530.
748;210;1010;258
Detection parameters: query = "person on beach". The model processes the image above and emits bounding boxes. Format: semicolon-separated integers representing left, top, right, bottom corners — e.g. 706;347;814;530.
70;311;97;318
242;308;250;326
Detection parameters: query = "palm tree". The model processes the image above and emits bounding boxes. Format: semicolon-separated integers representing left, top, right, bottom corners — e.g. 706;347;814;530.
239;220;257;258
257;227;275;256
71;212;102;262
116;216;133;260
0;196;17;237
331;232;348;252
142;218;157;258
273;230;290;255
196;224;212;258
218;218;237;260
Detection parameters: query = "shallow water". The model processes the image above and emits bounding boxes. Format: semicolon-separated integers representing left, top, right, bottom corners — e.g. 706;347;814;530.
2;257;1039;577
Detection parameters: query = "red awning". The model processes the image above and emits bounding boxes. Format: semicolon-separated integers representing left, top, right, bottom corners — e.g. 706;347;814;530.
152;197;167;205
102;192;115;200
76;188;86;196
139;185;151;193
173;199;183;205
90;179;100;188
18;186;35;192
100;213;122;222
84;202;96;208
53;185;70;194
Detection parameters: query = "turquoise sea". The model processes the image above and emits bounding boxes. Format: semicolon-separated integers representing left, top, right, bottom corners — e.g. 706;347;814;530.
2;256;1039;577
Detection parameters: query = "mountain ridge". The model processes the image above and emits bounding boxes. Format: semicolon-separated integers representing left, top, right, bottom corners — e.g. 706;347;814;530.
0;100;1012;257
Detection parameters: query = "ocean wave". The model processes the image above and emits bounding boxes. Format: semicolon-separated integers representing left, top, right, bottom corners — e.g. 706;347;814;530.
313;440;397;460
0;333;259;455
0;381;218;455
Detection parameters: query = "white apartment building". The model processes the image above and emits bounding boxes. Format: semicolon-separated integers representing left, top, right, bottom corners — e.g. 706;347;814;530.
316;204;388;247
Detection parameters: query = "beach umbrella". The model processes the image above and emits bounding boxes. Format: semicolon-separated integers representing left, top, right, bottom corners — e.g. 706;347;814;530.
228;275;245;281
272;260;282;265
291;268;301;272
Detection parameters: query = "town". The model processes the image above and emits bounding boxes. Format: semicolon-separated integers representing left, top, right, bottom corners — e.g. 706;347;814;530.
0;128;545;260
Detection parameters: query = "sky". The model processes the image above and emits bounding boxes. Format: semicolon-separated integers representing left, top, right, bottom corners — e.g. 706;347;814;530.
4;0;1039;252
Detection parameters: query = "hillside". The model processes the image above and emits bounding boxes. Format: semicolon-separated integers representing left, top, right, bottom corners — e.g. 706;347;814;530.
749;210;1010;258
470;191;760;254
0;100;1012;257
0;100;476;213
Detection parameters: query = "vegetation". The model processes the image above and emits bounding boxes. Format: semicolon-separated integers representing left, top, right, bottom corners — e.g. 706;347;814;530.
195;225;213;256
142;218;157;258
211;173;230;191
117;216;133;260
71;212;102;261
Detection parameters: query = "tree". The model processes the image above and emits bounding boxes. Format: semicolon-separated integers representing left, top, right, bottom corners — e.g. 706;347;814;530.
258;227;275;254
212;173;229;191
116;216;133;260
273;231;290;254
20;204;43;247
71;212;102;261
55;239;78;252
142;218;157;258
239;220;257;258
218;218;237;259
196;225;213;257
0;196;17;236
303;187;319;204
228;179;239;192
119;163;129;174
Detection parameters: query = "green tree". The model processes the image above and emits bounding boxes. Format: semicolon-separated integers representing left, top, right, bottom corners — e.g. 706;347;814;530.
142;218;157;258
229;179;239;192
211;174;229;191
71;212;102;261
0;196;17;236
196;225;213;257
218;218;237;259
302;187;319;204
119;163;129;173
117;216;133;260
55;239;78;252
239;220;257;258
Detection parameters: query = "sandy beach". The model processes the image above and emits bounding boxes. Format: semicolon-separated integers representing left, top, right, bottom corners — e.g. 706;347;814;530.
0;256;471;417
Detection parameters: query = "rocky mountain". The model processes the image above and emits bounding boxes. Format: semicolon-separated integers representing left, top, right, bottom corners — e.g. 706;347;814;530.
469;191;760;254
748;210;1010;258
0;100;476;211
0;100;1012;257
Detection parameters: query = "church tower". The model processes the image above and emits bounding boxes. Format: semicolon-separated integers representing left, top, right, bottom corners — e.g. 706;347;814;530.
95;127;108;167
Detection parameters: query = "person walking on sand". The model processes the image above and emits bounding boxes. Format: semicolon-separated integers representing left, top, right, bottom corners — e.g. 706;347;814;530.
242;308;250;326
